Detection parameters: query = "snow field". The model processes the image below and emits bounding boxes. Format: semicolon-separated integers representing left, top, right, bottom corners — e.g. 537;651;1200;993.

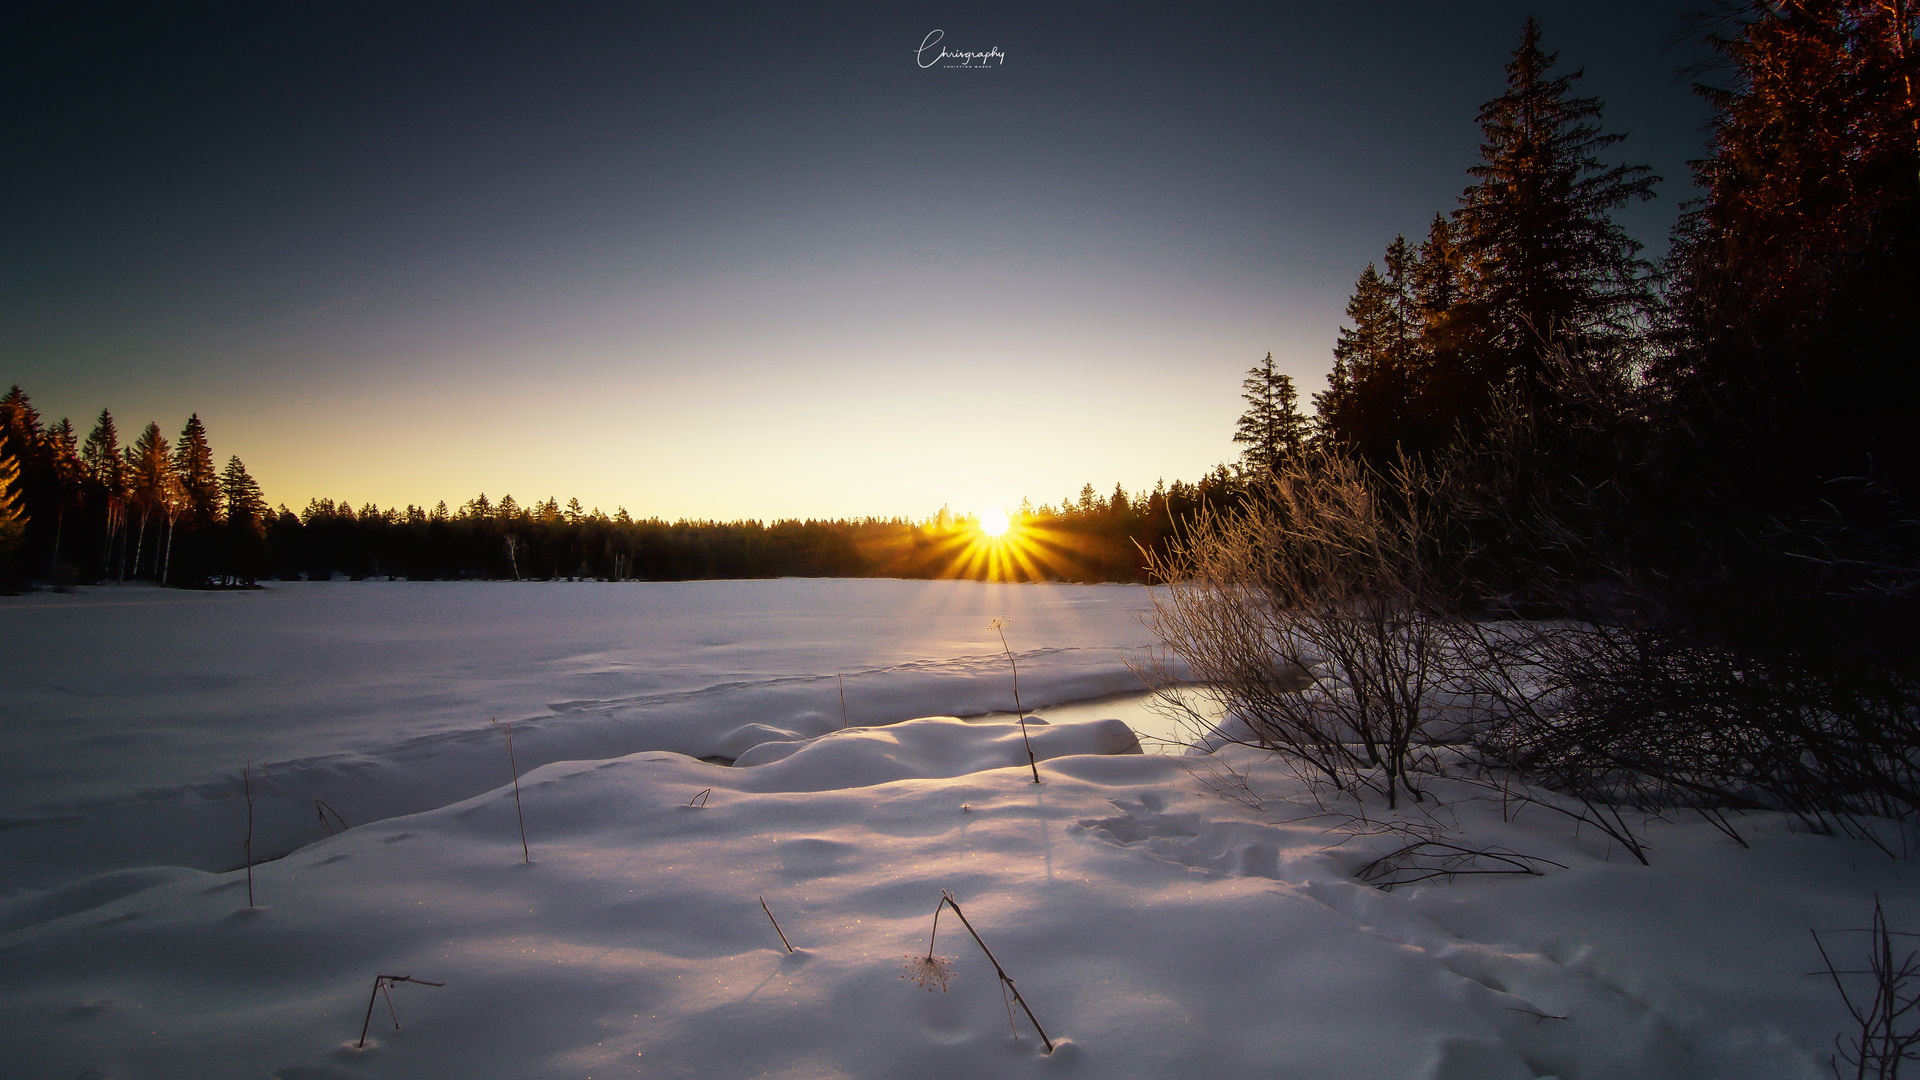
1;580;1914;1079
4;724;1909;1079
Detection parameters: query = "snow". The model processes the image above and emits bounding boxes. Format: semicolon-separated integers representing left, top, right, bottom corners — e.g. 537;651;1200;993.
1;579;1913;1079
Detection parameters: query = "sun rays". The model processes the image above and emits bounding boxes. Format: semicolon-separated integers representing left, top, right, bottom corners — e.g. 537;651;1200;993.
905;511;1107;583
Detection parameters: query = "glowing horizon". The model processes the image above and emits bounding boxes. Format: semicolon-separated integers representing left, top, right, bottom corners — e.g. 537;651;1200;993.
4;5;1712;523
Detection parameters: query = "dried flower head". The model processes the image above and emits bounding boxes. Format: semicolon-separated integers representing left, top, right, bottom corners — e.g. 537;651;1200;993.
901;953;957;992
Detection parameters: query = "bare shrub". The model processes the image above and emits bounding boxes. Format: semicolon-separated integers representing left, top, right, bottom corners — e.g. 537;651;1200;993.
1138;451;1456;809
1814;897;1920;1079
1432;354;1920;841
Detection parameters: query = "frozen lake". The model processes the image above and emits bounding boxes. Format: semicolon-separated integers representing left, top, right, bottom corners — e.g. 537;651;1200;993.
0;578;1175;889
0;580;1896;1080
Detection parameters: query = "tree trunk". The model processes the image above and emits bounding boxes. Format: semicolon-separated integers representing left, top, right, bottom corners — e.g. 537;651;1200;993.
161;514;176;586
132;511;148;580
48;505;63;577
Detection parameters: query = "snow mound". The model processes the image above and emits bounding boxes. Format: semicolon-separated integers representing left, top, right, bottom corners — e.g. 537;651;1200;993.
733;715;1141;788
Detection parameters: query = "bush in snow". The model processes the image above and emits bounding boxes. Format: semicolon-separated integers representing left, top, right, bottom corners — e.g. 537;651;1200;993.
1138;450;1457;809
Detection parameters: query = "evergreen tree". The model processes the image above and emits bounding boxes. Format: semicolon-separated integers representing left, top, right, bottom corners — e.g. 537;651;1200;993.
1659;0;1920;490
0;388;51;571
81;410;124;492
219;455;268;585
173;413;222;525
41;418;82;575
1412;212;1466;323
82;409;127;577
220;455;266;526
1315;250;1425;460
0;387;43;462
0;433;25;580
1453;18;1657;384
1233;352;1307;475
123;422;177;580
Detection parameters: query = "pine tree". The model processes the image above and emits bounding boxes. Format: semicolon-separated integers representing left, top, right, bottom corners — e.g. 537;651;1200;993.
220;456;266;527
82;409;127;576
1315;251;1425;460
0;388;49;571
1412;212;1466;323
0;387;43;462
81;410;124;492
0;434;26;576
1233;352;1306;475
1454;18;1657;382
219;456;267;585
124;422;177;580
1659;0;1920;490
41;418;82;575
173;414;222;525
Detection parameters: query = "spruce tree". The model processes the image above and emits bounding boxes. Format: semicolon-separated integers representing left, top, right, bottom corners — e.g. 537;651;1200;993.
0;434;26;578
82;410;127;576
1315;247;1426;460
1660;0;1920;491
1454;18;1657;383
219;456;267;585
0;388;49;569
81;410;124;492
124;423;176;579
1233;352;1307;476
220;456;266;525
41;418;82;575
173;414;222;525
0;387;43;460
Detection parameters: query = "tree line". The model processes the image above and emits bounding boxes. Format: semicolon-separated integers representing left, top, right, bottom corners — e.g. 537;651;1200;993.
1182;7;1920;833
0;392;1246;587
1221;8;1920;620
1228;10;1916;518
7;6;1912;606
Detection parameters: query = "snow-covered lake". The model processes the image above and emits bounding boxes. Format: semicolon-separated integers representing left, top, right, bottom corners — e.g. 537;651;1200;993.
1;578;1910;1079
0;579;1168;888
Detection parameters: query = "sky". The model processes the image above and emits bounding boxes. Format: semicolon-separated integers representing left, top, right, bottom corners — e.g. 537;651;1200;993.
2;1;1716;522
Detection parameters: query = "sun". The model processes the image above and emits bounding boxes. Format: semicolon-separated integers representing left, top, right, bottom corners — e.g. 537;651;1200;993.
979;506;1012;538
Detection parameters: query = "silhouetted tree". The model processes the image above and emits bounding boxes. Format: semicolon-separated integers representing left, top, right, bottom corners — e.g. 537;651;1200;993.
1233;352;1308;476
173;414;221;525
1453;18;1658;387
41;418;82;577
123;422;176;580
1316;246;1424;460
82;409;128;578
0;433;25;584
1659;0;1920;493
220;455;267;585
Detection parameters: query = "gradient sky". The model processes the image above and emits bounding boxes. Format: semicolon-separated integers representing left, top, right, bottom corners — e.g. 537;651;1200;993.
3;1;1714;522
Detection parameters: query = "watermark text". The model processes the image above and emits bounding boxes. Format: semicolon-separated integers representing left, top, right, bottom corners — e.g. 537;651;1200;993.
915;30;1005;69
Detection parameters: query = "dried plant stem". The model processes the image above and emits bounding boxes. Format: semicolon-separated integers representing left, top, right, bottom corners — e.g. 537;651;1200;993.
314;799;350;836
689;788;711;808
356;974;446;1049
760;895;795;953
938;890;1054;1053
243;760;255;907
1813;896;1920;1079
991;618;1040;783
496;719;529;862
839;673;848;726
